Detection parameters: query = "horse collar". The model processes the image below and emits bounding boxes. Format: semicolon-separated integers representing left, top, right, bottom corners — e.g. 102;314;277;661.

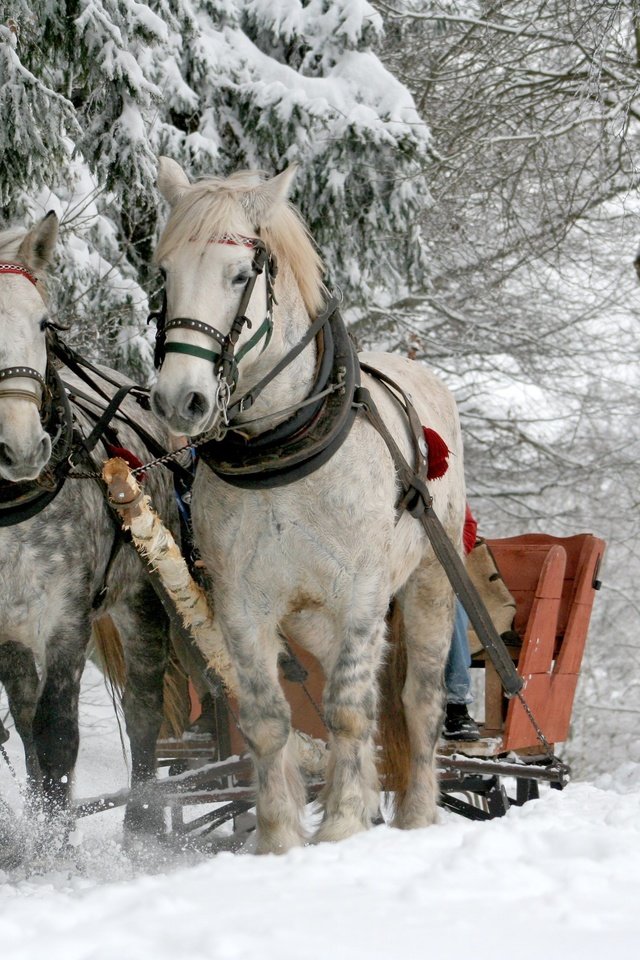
198;300;361;488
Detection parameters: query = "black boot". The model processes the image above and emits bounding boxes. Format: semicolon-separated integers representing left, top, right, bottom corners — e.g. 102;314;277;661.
183;693;217;740
443;702;480;741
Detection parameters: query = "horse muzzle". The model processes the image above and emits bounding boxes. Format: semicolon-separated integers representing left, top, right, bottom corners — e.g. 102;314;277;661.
150;381;215;438
0;430;51;482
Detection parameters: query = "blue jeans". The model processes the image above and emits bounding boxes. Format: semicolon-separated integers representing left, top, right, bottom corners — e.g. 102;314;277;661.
445;601;473;704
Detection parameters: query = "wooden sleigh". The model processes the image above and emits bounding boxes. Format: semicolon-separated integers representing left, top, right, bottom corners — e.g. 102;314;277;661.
74;460;606;835
475;533;605;752
206;532;605;753
148;532;606;831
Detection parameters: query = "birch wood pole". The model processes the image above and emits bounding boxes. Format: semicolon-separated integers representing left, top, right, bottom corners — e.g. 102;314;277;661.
101;457;327;776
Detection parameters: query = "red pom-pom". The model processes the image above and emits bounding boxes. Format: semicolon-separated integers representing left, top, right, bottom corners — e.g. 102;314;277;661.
423;427;450;480
105;444;147;481
463;503;478;554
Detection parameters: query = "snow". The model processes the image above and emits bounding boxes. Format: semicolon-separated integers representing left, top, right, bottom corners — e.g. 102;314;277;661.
2;664;640;958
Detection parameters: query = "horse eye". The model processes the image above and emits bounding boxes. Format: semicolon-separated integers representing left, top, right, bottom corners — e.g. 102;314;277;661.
39;317;49;332
232;273;249;286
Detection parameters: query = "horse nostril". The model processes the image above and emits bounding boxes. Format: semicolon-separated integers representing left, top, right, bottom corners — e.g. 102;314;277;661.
38;434;51;464
184;392;207;419
150;390;168;421
0;442;14;466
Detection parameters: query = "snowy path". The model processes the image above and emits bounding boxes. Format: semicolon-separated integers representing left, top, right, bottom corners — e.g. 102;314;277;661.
1;666;639;960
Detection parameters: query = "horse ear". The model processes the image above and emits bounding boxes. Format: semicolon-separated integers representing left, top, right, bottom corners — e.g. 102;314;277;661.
18;211;59;272
157;156;191;206
241;165;298;226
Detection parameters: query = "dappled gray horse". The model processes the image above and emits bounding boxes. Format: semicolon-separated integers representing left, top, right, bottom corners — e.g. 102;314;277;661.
0;213;175;833
150;158;466;853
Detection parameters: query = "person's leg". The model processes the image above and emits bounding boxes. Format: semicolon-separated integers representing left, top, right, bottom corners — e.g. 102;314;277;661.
445;601;472;704
443;602;480;741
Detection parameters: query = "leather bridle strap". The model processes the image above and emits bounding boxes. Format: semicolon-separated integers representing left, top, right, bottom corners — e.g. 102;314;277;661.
225;297;339;422
0;366;46;409
0;262;38;287
0;264;45;408
164;317;226;365
161;241;273;387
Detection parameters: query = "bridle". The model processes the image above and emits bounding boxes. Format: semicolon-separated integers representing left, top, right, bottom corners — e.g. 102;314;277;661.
0;263;48;409
0;261;75;525
150;235;278;422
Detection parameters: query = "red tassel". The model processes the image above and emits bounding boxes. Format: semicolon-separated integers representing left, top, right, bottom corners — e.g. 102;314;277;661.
106;444;147;482
423;427;450;480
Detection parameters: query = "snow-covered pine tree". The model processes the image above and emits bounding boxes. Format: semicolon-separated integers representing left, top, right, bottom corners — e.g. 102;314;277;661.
154;0;431;300
1;1;170;374
1;1;430;375
0;14;78;214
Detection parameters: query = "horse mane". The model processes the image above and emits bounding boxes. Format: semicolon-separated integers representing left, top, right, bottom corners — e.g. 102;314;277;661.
156;171;326;316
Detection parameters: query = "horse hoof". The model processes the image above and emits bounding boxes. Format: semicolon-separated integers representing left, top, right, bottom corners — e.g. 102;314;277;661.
313;814;368;844
392;806;438;830
255;825;305;855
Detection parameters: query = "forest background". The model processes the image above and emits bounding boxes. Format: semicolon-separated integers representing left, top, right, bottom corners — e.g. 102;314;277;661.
1;0;638;774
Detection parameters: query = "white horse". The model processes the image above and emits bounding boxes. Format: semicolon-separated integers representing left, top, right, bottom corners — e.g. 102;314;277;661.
151;158;466;852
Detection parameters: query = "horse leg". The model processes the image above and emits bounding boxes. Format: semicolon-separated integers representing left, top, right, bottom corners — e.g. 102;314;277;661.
113;582;169;836
393;563;454;829
32;632;87;815
314;608;387;843
0;642;41;790
226;621;306;854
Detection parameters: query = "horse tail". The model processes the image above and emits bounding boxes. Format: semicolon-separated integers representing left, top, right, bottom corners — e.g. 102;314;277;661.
159;653;190;738
90;614;188;738
377;600;411;812
91;613;127;693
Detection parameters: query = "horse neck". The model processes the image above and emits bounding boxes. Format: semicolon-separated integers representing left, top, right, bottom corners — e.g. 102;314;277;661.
234;270;318;434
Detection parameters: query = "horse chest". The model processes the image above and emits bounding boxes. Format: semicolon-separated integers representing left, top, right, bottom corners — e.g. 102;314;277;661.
0;551;58;661
0;524;88;658
191;482;347;603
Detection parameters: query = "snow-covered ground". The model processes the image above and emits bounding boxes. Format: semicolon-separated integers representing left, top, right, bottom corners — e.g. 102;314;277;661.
1;663;640;960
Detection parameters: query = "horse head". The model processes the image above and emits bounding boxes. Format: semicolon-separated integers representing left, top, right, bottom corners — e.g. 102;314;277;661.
150;157;323;438
0;212;58;482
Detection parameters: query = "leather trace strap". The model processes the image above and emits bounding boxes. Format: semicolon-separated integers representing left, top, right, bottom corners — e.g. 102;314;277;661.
199;298;359;488
354;374;523;698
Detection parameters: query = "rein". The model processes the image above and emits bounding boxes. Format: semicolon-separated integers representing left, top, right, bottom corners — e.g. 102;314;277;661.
198;298;360;487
